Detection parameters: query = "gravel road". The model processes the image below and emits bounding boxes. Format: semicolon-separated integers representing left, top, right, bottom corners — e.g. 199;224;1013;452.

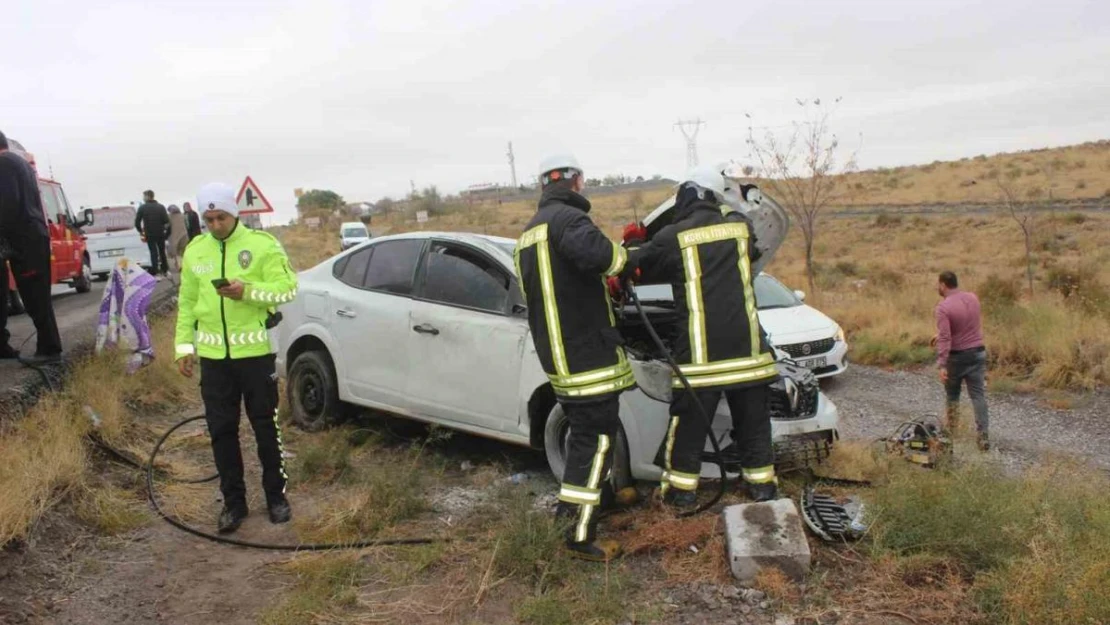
822;364;1110;472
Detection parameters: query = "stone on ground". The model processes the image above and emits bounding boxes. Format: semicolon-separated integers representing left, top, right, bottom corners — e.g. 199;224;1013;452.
722;499;811;582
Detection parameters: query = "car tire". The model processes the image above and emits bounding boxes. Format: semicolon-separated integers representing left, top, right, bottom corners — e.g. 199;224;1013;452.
288;350;352;431
95;273;109;282
73;257;93;293
543;403;634;493
7;290;25;316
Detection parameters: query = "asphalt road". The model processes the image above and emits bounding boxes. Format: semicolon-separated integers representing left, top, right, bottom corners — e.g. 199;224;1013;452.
1;279;175;409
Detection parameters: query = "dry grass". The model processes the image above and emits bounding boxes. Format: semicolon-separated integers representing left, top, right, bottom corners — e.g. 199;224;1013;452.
73;483;150;536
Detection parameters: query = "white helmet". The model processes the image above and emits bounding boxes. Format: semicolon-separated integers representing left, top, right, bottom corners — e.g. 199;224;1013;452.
680;163;737;201
539;153;583;185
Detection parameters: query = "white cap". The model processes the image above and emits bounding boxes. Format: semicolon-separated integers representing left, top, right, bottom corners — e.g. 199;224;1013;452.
538;153;582;184
197;182;238;218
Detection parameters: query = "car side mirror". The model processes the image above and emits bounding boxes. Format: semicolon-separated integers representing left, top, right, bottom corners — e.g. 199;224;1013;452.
82;208;95;227
794;290;806;302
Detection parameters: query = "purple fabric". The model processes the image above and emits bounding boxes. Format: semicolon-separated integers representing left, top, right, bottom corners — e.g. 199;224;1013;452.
95;260;157;373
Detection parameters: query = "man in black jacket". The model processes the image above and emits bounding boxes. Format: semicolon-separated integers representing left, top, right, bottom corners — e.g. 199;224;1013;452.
514;154;633;562
183;201;202;241
135;190;171;277
0;129;63;362
620;165;780;507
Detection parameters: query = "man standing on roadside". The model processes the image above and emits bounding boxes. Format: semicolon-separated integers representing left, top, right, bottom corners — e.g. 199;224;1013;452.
0;129;63;364
935;271;989;450
183;201;202;241
175;182;297;534
135;190;170;278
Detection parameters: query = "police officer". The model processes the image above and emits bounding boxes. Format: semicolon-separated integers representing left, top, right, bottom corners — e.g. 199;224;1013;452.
515;154;634;562
175;182;297;533
619;164;780;507
0;129;63;363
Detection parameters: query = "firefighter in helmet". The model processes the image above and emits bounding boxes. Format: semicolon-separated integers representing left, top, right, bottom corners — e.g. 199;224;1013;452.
514;154;634;561
618;164;780;507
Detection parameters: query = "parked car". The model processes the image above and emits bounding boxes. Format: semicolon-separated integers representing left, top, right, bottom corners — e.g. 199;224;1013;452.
339;222;370;250
82;204;150;279
276;230;839;489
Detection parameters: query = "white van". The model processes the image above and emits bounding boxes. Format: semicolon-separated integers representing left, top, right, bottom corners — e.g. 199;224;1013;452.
339;221;370;250
84;204;150;279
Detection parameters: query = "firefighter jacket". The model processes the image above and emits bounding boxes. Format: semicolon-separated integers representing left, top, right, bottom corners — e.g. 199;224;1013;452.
174;222;297;361
515;187;635;401
627;197;780;390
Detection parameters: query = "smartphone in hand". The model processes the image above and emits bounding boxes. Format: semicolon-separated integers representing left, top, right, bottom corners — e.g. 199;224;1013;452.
211;278;230;289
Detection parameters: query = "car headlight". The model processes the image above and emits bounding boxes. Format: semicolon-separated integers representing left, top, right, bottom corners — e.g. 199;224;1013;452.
835;326;846;343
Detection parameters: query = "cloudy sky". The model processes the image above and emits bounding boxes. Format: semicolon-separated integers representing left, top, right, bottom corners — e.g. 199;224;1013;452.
4;0;1107;223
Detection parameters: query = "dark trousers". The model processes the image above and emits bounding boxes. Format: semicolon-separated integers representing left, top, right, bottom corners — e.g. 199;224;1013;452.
200;355;288;509
147;237;168;275
661;384;774;493
0;236;63;355
557;395;620;544
945;348;989;435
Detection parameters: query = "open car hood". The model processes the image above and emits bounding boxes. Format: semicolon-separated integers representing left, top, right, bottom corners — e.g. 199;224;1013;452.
640;182;789;275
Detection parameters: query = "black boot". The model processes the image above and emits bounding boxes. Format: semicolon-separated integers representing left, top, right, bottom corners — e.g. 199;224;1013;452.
747;482;778;502
218;504;249;534
662;488;698;510
267;496;292;524
0;345;19;360
555;502;622;563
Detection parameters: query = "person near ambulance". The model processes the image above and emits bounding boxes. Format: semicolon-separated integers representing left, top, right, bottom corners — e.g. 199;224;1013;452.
514;154;634;562
617;164;780;508
174;182;297;534
135;190;171;278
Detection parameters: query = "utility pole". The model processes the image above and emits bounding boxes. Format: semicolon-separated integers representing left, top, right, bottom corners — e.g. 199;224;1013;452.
675;118;705;170
507;142;518;188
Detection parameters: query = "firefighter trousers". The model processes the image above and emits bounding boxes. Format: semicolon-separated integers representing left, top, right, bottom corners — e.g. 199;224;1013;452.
200;354;288;509
556;395;620;544
660;384;774;493
0;236;63;356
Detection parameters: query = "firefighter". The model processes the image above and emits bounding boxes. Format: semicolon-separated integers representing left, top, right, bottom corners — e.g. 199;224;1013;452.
174;182;297;534
618;165;780;507
514;154;634;562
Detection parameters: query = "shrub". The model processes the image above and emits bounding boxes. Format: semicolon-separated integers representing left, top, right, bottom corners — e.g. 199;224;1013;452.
867;265;905;288
1062;212;1087;225
978;274;1020;309
1075;180;1087;190
873;213;903;228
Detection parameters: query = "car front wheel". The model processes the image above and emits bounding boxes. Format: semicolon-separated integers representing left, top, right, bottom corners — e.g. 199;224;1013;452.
73;257;92;293
288;350;352;431
543;402;633;493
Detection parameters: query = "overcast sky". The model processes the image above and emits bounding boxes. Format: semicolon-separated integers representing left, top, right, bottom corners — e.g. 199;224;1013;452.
4;0;1107;223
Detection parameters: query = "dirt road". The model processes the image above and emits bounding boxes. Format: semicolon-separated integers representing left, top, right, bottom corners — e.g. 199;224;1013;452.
822;363;1110;471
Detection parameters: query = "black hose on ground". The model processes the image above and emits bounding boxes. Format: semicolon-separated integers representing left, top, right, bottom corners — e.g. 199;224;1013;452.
146;415;448;550
625;284;729;518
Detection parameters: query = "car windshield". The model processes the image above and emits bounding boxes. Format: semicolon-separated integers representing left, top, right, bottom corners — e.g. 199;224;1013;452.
634;275;801;310
343;227;367;237
83;206;135;234
753;274;802;309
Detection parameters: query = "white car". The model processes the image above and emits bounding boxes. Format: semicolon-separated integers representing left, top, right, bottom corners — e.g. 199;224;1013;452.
339;221;371;250
275;230;839;489
82;204;150;279
753;275;847;378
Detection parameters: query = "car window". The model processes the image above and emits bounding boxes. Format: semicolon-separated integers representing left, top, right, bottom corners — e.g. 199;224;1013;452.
364;239;422;294
335;247;372;287
342;227;366;237
84;206;136;234
754;275;801;309
419;242;510;313
39;182;62;222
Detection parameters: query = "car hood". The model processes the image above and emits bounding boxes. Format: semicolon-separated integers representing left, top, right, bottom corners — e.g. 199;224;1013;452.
757;304;838;343
640;177;789;275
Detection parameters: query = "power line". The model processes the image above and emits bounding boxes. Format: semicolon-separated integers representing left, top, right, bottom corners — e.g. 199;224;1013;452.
675;118;705;169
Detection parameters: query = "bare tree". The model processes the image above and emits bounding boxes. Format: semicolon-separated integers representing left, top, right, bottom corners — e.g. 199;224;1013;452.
745;98;859;294
997;179;1036;296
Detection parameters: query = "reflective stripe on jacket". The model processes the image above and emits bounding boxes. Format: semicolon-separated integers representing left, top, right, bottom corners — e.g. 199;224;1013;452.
627;200;779;390
514;187;635;400
174;223;297;360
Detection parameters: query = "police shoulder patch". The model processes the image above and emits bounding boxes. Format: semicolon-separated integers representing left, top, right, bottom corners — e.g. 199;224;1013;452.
238;249;253;269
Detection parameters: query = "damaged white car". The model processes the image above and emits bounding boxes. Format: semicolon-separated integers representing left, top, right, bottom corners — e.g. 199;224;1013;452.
276;186;838;489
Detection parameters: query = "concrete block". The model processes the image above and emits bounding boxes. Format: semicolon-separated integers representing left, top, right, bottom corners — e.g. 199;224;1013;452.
723;499;811;582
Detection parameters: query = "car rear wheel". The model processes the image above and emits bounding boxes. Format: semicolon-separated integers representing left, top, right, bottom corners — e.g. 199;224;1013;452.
73;257;92;293
543;403;633;493
288;350;352;431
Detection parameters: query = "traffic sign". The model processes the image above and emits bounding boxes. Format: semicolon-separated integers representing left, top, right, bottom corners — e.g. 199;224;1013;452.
237;176;274;215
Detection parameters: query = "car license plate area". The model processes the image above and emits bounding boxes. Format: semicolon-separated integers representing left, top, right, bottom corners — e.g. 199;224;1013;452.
800;357;827;370
98;249;125;258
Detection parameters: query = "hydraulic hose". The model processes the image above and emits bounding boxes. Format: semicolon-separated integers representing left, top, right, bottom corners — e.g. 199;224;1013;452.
625;283;729;518
146;415;448;550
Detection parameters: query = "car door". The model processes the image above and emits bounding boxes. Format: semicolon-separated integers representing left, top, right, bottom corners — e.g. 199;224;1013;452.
405;240;529;433
328;238;424;411
37;182;70;282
